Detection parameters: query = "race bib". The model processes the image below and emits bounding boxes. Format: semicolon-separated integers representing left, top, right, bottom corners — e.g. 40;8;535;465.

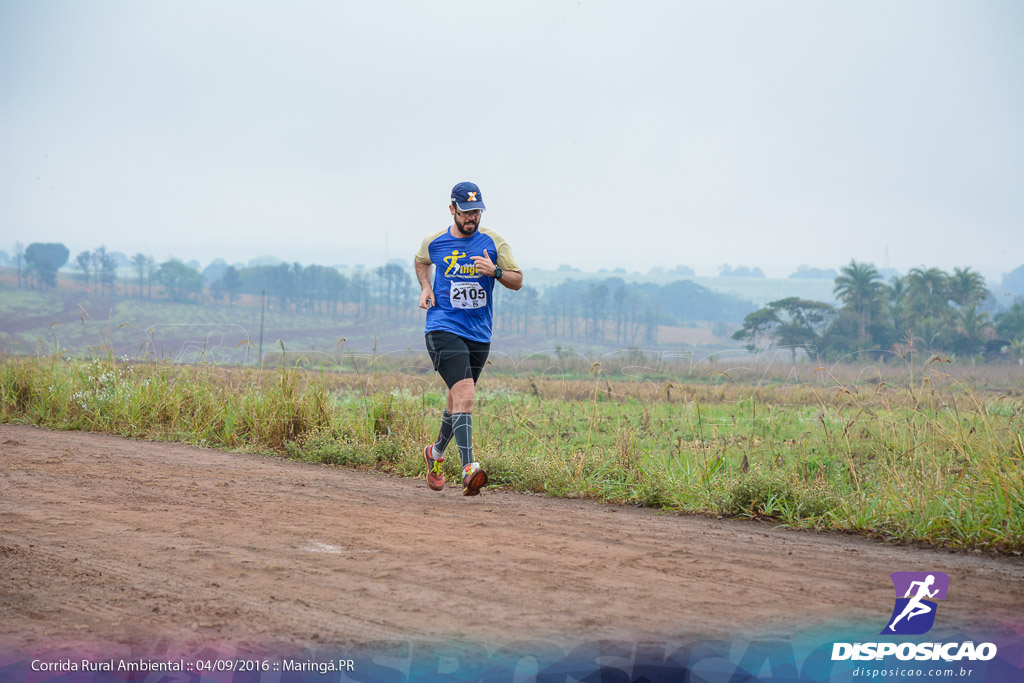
450;281;487;309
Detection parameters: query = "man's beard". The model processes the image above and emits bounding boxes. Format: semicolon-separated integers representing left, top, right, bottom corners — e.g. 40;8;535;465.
455;216;478;236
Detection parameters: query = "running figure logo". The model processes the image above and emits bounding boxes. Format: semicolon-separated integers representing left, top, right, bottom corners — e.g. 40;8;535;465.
882;571;950;635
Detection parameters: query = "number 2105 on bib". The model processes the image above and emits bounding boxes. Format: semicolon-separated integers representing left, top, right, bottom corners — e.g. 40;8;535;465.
449;282;487;309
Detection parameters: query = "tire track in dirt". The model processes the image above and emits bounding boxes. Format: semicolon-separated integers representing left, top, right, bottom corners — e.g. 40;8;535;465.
1;424;1022;654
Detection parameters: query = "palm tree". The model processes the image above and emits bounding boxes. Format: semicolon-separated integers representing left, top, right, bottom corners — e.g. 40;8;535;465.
914;316;946;352
995;298;1024;340
948;266;989;310
906;267;950;322
884;275;911;347
954;304;994;363
1011;337;1024;365
833;260;882;349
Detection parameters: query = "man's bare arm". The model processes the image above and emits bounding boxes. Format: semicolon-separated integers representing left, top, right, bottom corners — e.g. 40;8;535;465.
415;260;434;308
496;270;523;291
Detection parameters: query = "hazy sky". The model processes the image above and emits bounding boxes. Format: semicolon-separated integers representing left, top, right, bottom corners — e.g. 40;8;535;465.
2;0;1022;279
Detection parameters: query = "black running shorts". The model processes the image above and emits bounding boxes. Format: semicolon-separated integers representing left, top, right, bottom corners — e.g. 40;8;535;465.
425;331;490;389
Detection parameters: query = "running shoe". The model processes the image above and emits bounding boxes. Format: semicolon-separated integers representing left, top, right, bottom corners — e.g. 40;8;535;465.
462;462;488;497
423;444;445;491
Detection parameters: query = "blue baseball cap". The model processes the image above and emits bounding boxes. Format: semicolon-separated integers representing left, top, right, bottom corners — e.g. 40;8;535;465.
451;181;486;211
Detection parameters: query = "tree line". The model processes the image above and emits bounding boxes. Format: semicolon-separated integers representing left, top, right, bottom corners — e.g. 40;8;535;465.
494;278;752;344
7;242;758;346
13;241;1021;357
733;260;1024;362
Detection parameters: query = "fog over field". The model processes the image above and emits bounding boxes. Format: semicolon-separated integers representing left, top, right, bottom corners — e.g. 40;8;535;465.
1;1;1023;281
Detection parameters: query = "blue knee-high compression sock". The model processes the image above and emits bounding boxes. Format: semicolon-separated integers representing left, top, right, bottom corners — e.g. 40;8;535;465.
451;412;474;469
432;410;453;457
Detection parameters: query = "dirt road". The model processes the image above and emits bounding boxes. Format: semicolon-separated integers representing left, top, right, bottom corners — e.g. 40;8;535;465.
1;423;1022;654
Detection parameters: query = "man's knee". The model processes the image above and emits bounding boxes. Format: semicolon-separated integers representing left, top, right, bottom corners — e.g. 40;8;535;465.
450;379;475;412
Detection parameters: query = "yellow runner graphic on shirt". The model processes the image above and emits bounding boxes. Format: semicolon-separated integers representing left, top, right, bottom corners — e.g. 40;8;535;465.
444;250;479;277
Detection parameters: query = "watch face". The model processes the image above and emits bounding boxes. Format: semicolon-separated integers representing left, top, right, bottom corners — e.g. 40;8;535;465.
494;267;503;279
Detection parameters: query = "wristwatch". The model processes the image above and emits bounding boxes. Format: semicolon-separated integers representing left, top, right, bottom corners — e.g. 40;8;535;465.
493;266;503;280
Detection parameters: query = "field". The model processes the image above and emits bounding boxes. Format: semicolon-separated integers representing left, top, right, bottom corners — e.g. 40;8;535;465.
3;328;1024;676
4;277;1024;669
2;350;1023;552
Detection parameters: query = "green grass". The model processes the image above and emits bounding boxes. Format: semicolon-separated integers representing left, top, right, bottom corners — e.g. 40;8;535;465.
1;353;1022;552
0;285;68;317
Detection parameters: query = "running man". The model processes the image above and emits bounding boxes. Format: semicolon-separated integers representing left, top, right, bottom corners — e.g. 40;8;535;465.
414;181;522;495
888;574;939;631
